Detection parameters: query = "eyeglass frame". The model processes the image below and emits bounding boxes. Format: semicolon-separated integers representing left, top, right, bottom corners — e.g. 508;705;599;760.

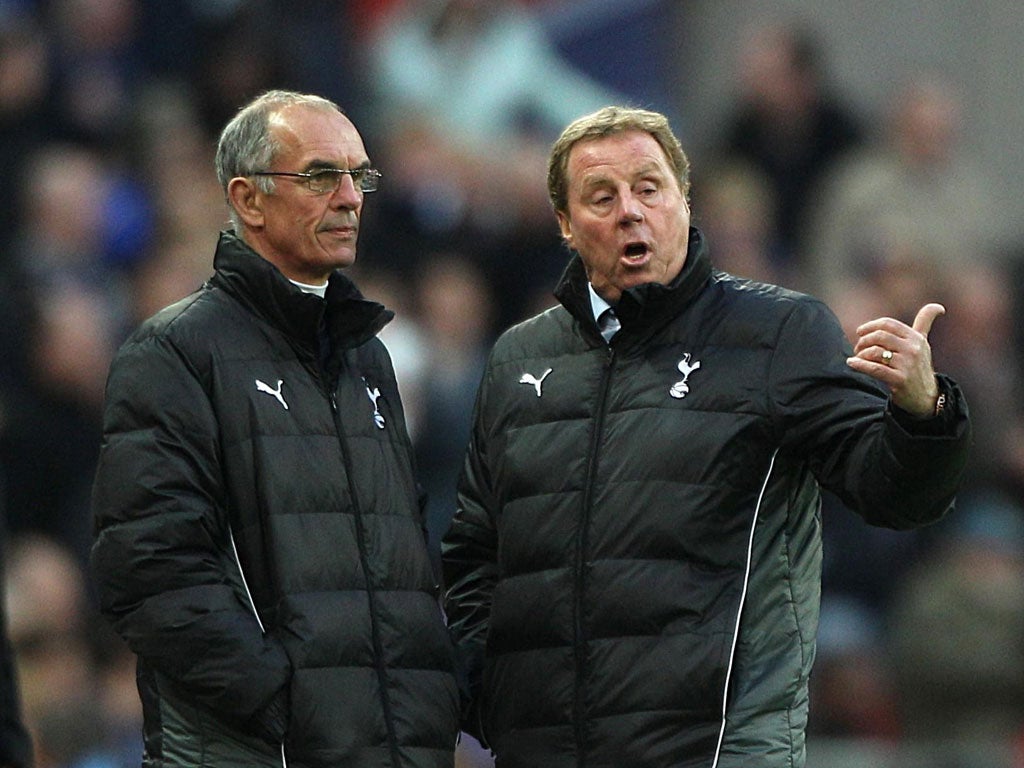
251;167;383;194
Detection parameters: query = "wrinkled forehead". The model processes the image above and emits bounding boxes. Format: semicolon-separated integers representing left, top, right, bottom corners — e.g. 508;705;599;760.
567;131;671;181
269;104;368;165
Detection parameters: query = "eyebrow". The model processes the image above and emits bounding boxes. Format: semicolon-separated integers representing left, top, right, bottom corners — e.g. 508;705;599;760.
302;159;372;172
579;174;612;191
632;162;667;179
579;162;666;190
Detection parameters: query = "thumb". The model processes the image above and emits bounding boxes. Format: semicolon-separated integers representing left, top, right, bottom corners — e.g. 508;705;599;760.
912;303;946;338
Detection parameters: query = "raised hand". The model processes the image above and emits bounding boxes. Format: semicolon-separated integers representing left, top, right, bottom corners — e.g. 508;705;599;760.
846;303;945;418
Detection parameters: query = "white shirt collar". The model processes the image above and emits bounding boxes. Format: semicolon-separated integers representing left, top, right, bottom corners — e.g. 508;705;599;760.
587;283;613;323
290;278;328;298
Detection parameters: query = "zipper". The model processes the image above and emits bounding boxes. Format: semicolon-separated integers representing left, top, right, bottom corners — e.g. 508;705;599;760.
573;345;616;767
329;389;402;768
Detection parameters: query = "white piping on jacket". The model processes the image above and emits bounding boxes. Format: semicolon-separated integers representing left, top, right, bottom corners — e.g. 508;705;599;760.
229;526;288;768
229;526;266;633
710;447;779;768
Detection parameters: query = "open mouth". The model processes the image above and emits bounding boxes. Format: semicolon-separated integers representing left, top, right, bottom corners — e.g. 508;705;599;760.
623;242;650;263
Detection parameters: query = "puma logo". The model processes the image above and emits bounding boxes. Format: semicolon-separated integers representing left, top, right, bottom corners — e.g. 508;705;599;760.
669;354;701;399
519;368;552;397
255;379;289;410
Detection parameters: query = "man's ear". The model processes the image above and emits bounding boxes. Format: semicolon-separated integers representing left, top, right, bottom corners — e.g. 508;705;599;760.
227;177;265;229
557;211;573;249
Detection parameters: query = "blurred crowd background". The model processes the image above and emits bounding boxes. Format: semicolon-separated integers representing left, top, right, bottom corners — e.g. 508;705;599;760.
1;1;1023;767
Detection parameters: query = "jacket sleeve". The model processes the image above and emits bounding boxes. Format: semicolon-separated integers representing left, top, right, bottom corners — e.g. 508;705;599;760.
90;333;291;741
769;297;971;529
441;365;498;745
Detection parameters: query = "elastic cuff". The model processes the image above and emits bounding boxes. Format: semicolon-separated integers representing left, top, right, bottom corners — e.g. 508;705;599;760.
889;375;958;436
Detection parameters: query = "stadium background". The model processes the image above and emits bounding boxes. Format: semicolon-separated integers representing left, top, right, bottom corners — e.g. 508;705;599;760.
1;1;1023;766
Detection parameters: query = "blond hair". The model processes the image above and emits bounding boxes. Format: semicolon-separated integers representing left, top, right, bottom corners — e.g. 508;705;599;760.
547;106;691;214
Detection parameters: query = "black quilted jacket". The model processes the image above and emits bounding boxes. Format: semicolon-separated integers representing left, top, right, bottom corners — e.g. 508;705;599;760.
92;231;459;768
443;228;970;768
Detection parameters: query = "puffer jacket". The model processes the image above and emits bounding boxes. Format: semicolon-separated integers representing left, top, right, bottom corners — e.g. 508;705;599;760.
92;231;459;768
443;228;970;768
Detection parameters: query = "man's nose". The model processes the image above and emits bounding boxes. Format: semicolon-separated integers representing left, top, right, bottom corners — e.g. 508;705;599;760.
617;193;643;223
330;174;362;208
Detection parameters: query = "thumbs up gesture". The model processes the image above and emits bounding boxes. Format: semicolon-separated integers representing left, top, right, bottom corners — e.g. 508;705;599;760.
846;303;945;418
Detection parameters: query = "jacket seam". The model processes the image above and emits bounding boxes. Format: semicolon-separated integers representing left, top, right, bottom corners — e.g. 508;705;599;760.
711;447;779;768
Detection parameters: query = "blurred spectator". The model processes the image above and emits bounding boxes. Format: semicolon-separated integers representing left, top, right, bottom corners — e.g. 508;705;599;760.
818;488;931;632
190;7;289;136
130;80;223;239
0;136;150;404
0;500;32;768
718;20;864;272
0;6;54;255
822;231;952;364
887;491;1024;757
5;532;141;768
1;142;110;394
45;0;144;146
805;74;999;299
410;253;495;574
65;622;142;768
353;253;498;579
0;7;52;383
0;283;117;568
123;80;221;324
367;0;622;228
124;237;214;330
15;142;111;282
362;0;624;326
935;261;1024;495
137;0;285;136
808;597;900;742
137;1;367;135
691;158;791;286
11;141;150;306
5;534;94;766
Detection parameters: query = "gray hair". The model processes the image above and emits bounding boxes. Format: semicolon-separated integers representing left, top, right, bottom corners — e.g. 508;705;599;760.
547;105;691;215
215;90;344;232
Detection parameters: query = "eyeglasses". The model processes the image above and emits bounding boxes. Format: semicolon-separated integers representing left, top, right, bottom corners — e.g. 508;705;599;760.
252;167;382;194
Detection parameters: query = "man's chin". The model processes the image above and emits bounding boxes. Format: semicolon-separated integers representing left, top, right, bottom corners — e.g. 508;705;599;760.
322;242;357;269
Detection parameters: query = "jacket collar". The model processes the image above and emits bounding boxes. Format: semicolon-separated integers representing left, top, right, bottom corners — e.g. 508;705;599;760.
553;227;713;343
209;230;393;352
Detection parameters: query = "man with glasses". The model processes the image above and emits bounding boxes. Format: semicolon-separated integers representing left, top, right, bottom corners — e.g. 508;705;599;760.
91;90;459;768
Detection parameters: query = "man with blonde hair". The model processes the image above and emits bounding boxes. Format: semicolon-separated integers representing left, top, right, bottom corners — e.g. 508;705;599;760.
443;106;970;767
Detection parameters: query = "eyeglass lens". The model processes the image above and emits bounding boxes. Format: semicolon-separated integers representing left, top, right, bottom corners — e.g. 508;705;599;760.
308;169;380;194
